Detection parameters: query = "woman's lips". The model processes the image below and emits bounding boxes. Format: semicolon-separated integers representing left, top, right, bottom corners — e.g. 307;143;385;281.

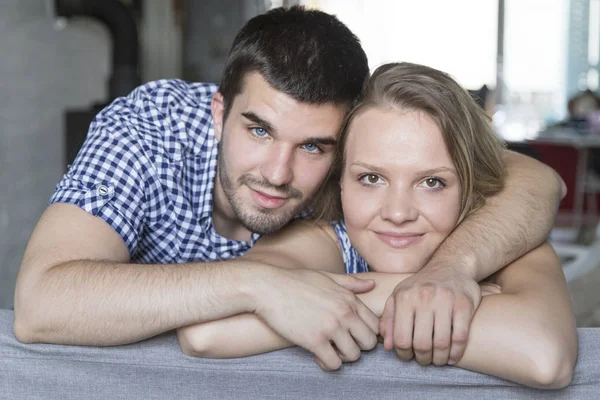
375;232;424;249
250;188;288;209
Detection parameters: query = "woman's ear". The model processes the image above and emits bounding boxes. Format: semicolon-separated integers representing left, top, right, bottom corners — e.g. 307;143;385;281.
211;92;225;142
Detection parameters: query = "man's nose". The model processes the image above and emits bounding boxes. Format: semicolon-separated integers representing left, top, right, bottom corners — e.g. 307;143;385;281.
260;145;294;187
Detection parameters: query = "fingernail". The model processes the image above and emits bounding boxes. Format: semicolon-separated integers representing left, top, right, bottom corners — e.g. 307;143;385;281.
448;359;456;365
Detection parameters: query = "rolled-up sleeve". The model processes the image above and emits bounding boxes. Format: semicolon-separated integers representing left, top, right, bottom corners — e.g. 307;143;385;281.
49;97;153;255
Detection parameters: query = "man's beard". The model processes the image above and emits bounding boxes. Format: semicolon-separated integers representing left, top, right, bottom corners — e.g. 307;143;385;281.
217;141;306;235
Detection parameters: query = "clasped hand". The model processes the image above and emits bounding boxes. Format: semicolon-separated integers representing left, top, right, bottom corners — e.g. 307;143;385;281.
379;266;499;366
255;267;498;371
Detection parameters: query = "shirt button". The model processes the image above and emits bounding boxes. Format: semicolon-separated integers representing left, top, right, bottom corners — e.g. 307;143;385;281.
97;185;110;196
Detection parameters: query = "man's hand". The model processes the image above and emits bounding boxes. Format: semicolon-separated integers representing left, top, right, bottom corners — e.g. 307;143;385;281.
253;268;379;371
379;265;481;366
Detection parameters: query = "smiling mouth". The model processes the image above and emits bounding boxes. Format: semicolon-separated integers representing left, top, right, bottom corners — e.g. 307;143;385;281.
374;232;424;249
249;188;289;209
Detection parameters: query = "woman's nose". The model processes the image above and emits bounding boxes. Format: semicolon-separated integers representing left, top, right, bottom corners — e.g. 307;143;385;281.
379;189;418;224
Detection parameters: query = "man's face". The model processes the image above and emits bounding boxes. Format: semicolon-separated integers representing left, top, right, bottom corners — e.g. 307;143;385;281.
212;72;346;237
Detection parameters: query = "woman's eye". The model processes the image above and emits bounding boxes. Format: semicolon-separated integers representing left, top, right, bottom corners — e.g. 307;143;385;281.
302;143;321;153
251;127;268;137
360;174;383;185
423;178;444;189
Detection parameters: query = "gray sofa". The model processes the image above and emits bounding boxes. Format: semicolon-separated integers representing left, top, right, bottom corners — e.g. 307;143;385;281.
1;310;598;399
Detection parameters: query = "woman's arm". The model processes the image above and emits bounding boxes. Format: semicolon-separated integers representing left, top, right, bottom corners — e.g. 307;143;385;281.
379;242;576;389
176;271;492;358
176;271;412;358
386;151;567;366
177;214;577;388
453;242;577;389
179;240;576;389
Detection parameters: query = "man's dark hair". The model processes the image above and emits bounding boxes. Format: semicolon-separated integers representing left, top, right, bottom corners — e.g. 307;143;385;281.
219;6;369;118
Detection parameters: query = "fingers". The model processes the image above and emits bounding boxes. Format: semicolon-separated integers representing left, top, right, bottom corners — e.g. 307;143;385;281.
380;278;478;367
412;310;434;365
327;273;375;294
331;331;362;363
393;299;415;361
380;296;395;350
432;305;452;366
480;282;502;297
356;301;380;337
315;308;378;370
448;297;473;365
349;307;379;351
314;343;342;371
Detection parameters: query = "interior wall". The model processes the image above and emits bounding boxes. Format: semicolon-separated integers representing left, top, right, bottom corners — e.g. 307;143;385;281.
0;0;262;310
0;0;109;309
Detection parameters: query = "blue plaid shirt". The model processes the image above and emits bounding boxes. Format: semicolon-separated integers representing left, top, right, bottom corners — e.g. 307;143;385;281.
49;79;367;273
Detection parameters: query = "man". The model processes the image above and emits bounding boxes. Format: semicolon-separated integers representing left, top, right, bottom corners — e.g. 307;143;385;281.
14;6;565;371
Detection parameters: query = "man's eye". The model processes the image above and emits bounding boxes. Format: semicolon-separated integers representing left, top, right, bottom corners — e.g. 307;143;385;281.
302;143;321;153
359;174;383;185
251;127;268;137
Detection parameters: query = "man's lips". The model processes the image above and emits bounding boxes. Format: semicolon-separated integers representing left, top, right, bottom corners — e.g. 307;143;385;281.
249;188;289;209
374;231;424;249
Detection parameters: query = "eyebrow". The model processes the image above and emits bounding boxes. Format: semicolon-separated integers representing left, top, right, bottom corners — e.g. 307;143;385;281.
419;167;457;176
242;112;275;133
350;161;457;176
241;111;338;146
303;137;338;146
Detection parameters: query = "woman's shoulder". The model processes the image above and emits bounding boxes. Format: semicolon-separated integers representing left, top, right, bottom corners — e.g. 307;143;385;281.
247;219;345;273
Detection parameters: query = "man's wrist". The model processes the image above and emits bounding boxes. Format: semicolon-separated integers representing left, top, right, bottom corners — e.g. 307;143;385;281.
425;250;479;281
233;262;276;314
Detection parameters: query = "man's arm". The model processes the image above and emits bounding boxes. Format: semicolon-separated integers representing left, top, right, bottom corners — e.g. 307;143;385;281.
381;150;567;365
178;220;379;368
176;276;494;358
13;204;378;370
434;150;566;281
177;271;411;359
14;203;267;345
179;244;577;389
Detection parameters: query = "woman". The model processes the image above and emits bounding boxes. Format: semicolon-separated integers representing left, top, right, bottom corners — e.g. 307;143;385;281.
177;63;577;389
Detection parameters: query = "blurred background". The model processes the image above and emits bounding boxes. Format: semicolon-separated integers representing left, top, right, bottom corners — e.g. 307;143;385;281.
2;0;600;325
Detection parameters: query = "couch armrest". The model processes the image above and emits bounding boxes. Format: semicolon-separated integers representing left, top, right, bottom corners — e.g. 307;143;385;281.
1;310;597;399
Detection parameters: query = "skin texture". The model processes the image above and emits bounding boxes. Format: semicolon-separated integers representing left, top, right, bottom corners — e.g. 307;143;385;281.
341;108;462;274
381;148;566;365
211;72;345;240
177;105;576;387
177;221;577;389
13;74;381;371
341;108;463;365
15;74;565;371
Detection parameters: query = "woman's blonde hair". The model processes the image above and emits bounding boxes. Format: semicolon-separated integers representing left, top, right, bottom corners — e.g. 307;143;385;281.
310;62;506;222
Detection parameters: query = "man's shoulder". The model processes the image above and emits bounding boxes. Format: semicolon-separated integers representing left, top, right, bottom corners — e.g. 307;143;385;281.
98;79;217;120
113;79;218;119
93;80;219;154
128;79;219;108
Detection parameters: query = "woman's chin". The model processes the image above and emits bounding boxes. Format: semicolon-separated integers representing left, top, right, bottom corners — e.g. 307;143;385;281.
368;257;427;274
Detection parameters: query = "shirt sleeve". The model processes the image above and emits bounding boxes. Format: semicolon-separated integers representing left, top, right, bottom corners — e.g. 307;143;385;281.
330;220;369;274
49;95;155;254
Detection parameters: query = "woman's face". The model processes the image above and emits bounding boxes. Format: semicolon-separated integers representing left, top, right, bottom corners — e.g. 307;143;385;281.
341;107;462;273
